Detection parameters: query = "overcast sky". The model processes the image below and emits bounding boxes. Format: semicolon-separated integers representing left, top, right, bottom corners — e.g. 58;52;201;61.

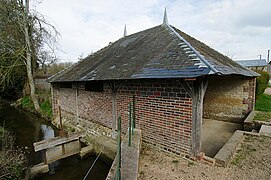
34;0;271;62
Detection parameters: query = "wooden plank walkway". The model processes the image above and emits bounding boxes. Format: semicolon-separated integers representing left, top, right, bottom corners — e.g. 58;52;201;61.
33;131;84;152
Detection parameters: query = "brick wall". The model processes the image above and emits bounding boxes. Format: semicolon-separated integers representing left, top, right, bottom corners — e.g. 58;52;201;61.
51;79;193;155
78;83;112;128
52;82;112;128
116;79;192;154
203;76;256;123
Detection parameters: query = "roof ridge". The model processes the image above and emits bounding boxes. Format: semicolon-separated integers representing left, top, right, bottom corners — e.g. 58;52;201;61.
47;63;73;82
165;24;219;74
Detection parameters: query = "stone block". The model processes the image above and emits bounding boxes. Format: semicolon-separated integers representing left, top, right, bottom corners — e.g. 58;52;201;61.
214;130;243;167
80;145;94;158
30;163;49;177
259;125;271;137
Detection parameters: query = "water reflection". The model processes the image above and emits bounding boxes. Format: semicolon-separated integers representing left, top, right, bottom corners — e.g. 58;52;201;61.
41;124;55;140
40;124;59;175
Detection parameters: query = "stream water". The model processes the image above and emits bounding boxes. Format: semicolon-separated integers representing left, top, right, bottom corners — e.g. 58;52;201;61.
0;102;110;180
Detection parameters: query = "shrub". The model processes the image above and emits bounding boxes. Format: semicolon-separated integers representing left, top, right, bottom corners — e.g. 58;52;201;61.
0;127;27;179
256;71;269;96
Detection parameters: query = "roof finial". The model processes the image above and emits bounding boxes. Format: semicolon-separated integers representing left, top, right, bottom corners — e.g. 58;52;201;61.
124;24;127;37
163;7;168;25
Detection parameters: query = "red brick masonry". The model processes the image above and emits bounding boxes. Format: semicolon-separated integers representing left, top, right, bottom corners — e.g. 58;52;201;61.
52;79;193;155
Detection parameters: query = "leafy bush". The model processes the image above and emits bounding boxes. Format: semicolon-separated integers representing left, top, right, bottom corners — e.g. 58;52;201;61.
256;71;269;96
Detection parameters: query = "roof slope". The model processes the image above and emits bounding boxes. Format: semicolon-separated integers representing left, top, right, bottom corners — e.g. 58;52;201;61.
235;59;267;67
48;24;258;82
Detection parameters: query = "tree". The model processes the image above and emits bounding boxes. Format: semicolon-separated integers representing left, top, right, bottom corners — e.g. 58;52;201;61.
0;0;27;98
0;0;58;112
37;50;59;75
46;62;73;75
23;0;41;112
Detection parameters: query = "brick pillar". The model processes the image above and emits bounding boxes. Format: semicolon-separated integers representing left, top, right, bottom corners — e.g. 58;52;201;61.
242;77;256;115
249;77;256;111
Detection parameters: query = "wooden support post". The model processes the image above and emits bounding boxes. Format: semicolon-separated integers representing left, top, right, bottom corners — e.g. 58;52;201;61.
43;151;47;164
109;81;122;131
75;83;79;123
191;78;208;157
57;100;64;137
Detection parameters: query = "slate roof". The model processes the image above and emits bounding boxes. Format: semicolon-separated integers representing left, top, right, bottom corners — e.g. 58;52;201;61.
48;24;258;83
235;59;267;67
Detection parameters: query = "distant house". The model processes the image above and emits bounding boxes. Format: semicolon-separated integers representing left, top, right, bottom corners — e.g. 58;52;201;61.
235;59;268;71
47;12;258;157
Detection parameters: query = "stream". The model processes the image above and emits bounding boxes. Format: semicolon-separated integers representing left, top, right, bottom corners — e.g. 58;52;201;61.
0;102;111;180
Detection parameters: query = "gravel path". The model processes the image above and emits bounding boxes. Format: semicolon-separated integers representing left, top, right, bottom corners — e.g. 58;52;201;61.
139;135;271;180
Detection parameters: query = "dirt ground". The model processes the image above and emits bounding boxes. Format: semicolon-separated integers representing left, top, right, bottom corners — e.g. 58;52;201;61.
139;135;271;180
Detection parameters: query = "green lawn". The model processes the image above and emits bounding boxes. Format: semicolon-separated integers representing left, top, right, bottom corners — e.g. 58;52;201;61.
255;94;271;112
254;94;271;122
254;111;271;122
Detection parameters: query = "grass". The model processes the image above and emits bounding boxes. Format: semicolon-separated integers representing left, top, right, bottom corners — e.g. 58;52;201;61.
254;93;271;122
231;149;246;165
187;161;195;166
231;136;257;166
254;111;271;122
255;94;271;112
65;126;76;133
40;99;52;119
21;96;34;111
20;90;52;119
172;160;179;164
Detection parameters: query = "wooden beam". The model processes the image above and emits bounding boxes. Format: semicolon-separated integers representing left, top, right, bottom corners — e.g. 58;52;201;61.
191;78;208;157
184;78;196;81
75;83;79;123
180;79;192;97
33;132;84;152
108;81;122;130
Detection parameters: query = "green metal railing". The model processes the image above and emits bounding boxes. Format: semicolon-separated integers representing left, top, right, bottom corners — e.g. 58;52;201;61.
128;96;136;147
115;97;136;179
